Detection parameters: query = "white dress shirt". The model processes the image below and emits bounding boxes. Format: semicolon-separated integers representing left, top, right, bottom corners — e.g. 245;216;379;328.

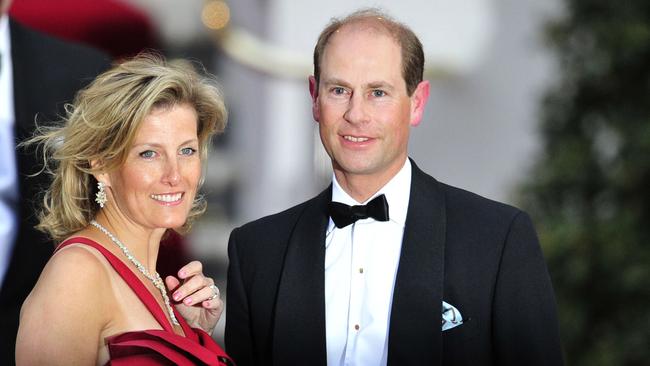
0;15;18;287
325;159;412;366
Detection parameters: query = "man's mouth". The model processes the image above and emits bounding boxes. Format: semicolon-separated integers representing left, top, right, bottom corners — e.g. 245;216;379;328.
343;135;370;142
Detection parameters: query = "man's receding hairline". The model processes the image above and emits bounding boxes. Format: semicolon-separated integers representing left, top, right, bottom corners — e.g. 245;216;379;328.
327;17;399;47
321;21;402;62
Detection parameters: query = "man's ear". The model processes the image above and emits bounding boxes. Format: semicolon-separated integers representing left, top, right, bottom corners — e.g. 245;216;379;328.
309;76;320;122
409;80;430;127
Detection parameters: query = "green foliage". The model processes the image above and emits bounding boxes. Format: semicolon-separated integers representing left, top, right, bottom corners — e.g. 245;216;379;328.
519;1;650;365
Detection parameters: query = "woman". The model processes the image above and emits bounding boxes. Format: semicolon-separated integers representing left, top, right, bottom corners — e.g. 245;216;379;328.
15;54;233;365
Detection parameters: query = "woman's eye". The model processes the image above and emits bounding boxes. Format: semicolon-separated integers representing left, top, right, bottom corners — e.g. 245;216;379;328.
180;147;197;156
372;90;386;97
139;150;156;159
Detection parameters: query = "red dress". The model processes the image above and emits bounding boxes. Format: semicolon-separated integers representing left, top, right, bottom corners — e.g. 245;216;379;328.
57;237;234;366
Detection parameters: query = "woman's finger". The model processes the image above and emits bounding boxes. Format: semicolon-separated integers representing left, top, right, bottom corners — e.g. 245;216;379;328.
176;260;203;280
202;296;224;312
185;285;221;309
172;275;214;304
164;275;181;292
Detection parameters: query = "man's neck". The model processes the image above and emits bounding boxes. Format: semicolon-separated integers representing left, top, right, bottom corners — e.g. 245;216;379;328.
333;158;408;203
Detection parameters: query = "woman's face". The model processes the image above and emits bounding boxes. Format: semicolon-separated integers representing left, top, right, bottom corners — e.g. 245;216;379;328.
103;103;202;230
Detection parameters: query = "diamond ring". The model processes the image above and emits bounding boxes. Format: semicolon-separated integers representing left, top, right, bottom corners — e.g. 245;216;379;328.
209;284;220;300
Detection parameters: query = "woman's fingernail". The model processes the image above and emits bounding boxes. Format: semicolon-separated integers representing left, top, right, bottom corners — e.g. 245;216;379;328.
184;297;192;305
173;292;182;301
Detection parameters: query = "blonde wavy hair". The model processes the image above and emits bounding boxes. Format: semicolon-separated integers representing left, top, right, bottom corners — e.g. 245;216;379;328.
26;53;227;242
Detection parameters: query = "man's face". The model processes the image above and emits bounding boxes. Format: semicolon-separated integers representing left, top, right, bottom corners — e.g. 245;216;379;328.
310;25;428;188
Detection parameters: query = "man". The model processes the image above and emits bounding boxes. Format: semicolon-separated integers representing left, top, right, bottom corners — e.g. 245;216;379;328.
225;9;563;365
0;1;110;363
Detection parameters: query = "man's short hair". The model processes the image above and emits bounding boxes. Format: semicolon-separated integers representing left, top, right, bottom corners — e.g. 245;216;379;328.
313;8;425;96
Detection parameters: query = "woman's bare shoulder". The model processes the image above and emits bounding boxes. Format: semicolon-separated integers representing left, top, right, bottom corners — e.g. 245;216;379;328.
16;239;112;364
48;239;111;281
24;239;113;311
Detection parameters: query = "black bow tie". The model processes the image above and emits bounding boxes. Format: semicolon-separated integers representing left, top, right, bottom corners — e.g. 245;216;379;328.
327;194;390;228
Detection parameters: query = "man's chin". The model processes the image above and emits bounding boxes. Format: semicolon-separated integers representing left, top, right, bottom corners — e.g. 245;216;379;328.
335;155;395;175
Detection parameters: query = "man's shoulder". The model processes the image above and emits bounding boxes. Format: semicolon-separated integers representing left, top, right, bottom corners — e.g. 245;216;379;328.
232;183;330;238
10;18;112;128
440;182;521;217
234;195;321;237
228;192;327;260
413;165;524;226
10;18;111;76
415;168;535;247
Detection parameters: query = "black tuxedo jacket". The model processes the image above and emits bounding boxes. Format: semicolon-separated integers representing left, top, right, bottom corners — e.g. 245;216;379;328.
226;160;563;365
0;19;110;365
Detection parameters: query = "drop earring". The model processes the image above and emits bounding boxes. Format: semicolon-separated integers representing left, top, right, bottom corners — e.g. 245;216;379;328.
95;182;107;208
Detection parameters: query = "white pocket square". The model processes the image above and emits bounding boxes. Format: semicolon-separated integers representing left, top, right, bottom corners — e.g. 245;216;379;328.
441;301;463;331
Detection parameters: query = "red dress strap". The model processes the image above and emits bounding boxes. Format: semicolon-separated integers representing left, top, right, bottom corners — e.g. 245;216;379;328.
57;237;176;333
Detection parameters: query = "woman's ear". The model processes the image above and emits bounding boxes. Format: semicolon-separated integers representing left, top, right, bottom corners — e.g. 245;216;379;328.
90;160;111;187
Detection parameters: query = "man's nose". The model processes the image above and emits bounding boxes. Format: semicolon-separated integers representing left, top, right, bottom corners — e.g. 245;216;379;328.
343;93;370;124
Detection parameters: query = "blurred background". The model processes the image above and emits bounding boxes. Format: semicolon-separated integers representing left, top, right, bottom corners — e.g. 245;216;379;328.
8;0;650;364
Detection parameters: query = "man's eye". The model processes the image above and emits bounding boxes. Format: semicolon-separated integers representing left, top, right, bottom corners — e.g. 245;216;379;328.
139;150;156;159
372;90;386;97
332;87;346;95
180;147;197;156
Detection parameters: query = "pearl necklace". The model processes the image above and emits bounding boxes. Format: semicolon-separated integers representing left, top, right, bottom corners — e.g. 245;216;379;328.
90;220;180;326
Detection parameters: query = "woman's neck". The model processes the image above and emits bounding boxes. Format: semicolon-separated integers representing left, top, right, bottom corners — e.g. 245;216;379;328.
92;211;164;275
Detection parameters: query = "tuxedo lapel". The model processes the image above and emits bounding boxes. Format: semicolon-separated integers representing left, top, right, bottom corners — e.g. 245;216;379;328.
272;187;331;365
387;161;446;365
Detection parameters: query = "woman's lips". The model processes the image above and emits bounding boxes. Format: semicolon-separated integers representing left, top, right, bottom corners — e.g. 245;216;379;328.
150;192;183;205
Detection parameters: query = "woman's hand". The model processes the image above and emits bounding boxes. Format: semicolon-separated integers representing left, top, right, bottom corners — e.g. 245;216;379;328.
164;261;223;334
